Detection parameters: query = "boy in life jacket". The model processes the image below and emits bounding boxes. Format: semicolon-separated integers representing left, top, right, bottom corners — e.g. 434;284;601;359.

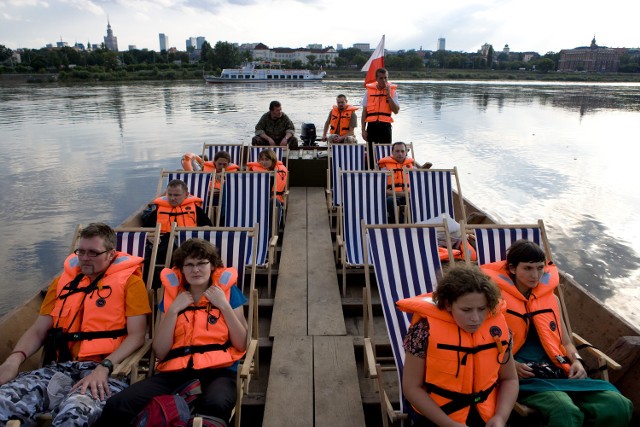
141;179;212;285
203;151;240;225
481;240;633;427
98;238;247;425
378;142;413;223
0;223;150;426
321;94;358;144
398;265;518;427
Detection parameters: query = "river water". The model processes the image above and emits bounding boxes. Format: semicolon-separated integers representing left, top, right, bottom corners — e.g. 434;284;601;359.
1;79;639;328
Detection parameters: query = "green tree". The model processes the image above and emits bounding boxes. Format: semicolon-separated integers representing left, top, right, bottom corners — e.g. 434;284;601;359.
0;45;14;62
306;54;317;68
200;41;212;63
533;57;555;72
487;46;494;68
210;41;240;69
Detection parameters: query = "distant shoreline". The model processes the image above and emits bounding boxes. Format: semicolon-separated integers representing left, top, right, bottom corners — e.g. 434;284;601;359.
2;69;640;84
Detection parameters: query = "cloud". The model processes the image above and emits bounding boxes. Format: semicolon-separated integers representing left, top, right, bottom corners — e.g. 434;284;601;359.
61;0;104;15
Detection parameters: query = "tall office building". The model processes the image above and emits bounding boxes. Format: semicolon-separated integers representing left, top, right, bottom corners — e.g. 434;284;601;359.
196;36;206;50
104;20;118;51
186;37;197;50
437;37;446;51
159;33;169;51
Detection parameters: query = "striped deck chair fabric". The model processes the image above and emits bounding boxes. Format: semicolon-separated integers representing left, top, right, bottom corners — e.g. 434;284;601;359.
158;170;214;218
116;230;148;258
363;224;445;419
202;143;244;166
329;144;367;208
406;168;461;223
471;222;546;266
219;171;276;268
173;226;256;293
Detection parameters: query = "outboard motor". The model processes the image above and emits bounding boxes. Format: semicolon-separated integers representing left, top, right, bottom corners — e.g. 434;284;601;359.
300;123;318;146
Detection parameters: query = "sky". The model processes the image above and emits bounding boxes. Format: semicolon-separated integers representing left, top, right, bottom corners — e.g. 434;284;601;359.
1;0;639;54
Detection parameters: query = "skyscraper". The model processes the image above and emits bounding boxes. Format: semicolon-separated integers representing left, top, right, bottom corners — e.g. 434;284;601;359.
196;36;206;50
159;33;169;51
437;37;446;51
186;37;197;50
104;20;118;51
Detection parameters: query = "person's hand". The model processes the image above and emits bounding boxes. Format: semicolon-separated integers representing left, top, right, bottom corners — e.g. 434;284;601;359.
204;286;230;311
322;135;327;142
279;137;288;146
516;362;535;379
361;130;368;141
266;137;275;146
569;360;587;379
336;136;344;143
70;364;111;400
485;414;507;427
0;356;21;385
168;292;194;316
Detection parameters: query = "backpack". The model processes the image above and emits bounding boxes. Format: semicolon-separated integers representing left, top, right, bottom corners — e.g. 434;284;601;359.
135;379;203;427
135;394;191;427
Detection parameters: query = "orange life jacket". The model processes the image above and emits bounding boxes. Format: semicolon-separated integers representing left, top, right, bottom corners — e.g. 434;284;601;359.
156;267;246;372
181;152;204;171
329;104;358;136
153;195;203;233
202;163;240;190
50;252;143;361
365;82;397;123
481;260;569;374
377;156;414;192
246;162;288;203
397;293;510;424
438;239;477;262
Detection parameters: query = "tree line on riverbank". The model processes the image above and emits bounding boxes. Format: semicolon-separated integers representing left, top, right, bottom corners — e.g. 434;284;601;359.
2;42;640;83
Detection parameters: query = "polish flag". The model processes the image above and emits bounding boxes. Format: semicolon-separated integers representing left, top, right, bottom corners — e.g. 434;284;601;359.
362;35;385;86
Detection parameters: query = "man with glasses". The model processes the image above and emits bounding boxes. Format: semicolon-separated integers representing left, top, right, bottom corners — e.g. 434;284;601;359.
0;223;150;426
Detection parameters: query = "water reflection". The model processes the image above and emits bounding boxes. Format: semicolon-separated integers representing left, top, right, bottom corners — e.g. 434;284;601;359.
1;80;639;329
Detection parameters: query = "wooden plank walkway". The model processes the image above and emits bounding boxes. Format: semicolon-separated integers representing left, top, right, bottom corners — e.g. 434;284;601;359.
263;187;365;426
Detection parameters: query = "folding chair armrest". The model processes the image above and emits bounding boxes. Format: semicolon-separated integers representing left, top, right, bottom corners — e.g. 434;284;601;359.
240;338;258;379
269;235;278;248
112;339;152;377
363;338;378;378
573;332;622;370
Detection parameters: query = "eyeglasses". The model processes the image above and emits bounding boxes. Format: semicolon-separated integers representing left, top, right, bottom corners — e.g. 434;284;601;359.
183;261;211;271
74;249;110;258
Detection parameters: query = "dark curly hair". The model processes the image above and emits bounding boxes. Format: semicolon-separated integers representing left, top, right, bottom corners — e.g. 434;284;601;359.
432;265;501;314
172;238;224;270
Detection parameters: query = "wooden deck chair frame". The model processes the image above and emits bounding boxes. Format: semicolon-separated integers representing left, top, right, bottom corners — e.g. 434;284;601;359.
247;146;290;227
405;166;467;225
362;222;453;427
67;224;162;382
463;220;621;417
165;224;260;427
202;142;245;167
335;170;391;296
326;143;367;216
216;170;279;297
156;169;216;223
372;142;415;170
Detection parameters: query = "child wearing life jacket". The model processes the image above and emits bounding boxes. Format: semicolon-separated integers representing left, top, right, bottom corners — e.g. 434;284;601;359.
98;239;248;425
481;240;633;427
398;265;518;427
246;149;288;225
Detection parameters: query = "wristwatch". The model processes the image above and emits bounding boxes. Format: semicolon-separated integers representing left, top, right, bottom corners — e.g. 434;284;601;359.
100;359;114;375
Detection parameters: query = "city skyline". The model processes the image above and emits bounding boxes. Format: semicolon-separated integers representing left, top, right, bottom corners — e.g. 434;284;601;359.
1;0;639;54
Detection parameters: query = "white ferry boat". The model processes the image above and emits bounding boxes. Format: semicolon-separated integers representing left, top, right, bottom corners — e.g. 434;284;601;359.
204;62;326;83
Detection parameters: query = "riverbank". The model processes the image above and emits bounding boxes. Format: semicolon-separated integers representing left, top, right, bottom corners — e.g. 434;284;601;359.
3;68;640;83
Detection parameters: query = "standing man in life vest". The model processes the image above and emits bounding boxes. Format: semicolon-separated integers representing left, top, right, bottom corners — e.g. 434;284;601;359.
362;68;399;169
322;94;358;144
378;141;413;223
141;179;212;285
0;223;150;426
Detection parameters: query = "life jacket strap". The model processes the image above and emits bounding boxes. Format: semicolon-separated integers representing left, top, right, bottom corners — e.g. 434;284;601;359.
425;381;497;415
437;340;509;365
65;327;128;341
163;341;232;362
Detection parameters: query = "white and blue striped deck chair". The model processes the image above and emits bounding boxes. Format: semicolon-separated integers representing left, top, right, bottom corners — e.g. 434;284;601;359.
336;170;389;296
326;143;367;213
406;167;466;224
362;223;451;426
157;169;215;221
247;146;289;170
202;143;244;167
164;225;259;427
372;142;415;170
218;171;278;297
114;224;162;292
